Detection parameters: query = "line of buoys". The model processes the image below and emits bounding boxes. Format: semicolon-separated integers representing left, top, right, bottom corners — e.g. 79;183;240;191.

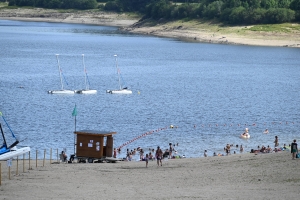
118;126;169;150
117;121;299;150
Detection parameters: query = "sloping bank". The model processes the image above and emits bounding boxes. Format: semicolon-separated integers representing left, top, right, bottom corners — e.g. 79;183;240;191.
1;8;300;48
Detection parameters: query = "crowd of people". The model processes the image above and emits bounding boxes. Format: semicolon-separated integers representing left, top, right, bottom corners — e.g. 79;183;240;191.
211;144;244;157
115;143;184;165
112;136;298;167
210;136;298;160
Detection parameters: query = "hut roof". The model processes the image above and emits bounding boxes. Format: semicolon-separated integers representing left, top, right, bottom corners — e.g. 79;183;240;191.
74;130;116;136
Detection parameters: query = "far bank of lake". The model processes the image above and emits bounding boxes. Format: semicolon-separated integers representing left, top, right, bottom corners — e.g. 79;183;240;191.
0;8;300;48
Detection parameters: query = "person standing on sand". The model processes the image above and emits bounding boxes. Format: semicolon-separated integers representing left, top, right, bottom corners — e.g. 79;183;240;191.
169;143;173;159
291;139;298;160
145;154;149;167
113;148;117;158
156;146;163;166
140;149;144;160
61;151;67;162
274;136;279;147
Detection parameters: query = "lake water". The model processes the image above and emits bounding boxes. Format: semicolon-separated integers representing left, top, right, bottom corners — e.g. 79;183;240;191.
0;19;299;159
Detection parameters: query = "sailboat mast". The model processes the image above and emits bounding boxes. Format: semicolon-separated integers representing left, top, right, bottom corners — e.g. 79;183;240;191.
114;55;122;90
56;54;64;90
0;123;8;148
82;54;88;90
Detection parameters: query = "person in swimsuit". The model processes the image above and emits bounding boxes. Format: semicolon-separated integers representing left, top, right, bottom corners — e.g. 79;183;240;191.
274;136;279;147
240;145;244;152
204;150;207;157
145;154;149;167
263;129;269;134
169;143;173;159
156;146;163;166
226;144;230;155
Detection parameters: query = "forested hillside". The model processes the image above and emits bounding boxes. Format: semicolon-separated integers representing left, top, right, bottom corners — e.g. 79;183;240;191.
3;0;300;24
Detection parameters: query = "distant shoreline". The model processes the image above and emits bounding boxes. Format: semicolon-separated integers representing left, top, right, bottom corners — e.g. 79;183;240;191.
1;8;300;48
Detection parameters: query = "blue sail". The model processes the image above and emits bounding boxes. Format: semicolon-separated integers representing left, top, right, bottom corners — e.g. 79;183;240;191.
0;143;9;155
0;112;19;155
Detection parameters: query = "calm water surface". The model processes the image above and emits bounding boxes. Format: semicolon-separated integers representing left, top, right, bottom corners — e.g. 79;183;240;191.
0;20;299;159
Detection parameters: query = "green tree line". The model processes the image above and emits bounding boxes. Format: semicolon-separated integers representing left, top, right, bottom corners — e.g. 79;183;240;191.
104;0;300;24
5;0;300;24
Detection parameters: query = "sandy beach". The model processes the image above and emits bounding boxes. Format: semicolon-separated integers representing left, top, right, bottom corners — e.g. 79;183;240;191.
1;8;300;48
0;151;299;199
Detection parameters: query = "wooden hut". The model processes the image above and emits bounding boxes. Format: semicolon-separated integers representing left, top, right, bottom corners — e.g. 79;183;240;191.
74;130;116;162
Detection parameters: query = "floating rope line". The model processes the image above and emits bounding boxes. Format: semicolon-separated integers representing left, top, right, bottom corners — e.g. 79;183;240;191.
118;126;170;150
117;121;299;149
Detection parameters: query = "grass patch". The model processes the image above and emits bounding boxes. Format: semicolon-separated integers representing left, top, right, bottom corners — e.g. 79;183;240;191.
248;23;300;33
0;5;37;10
125;12;142;19
53;9;89;13
0;6;18;10
0;2;8;8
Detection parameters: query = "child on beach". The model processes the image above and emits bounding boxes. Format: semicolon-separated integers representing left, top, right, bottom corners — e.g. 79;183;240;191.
145;154;149;167
266;145;272;153
149;152;154;160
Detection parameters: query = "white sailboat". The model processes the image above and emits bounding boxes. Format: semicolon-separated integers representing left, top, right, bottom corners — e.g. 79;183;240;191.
75;54;97;94
48;54;74;94
106;55;132;94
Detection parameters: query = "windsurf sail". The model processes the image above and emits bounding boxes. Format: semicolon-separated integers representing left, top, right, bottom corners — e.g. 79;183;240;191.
0;123;10;155
0;112;19;155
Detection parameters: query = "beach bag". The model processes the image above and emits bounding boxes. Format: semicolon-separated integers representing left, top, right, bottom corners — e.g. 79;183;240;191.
296;153;300;159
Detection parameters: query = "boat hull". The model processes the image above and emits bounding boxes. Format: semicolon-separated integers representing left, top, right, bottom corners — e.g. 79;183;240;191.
48;90;74;94
75;89;97;94
0;146;31;160
106;89;132;94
